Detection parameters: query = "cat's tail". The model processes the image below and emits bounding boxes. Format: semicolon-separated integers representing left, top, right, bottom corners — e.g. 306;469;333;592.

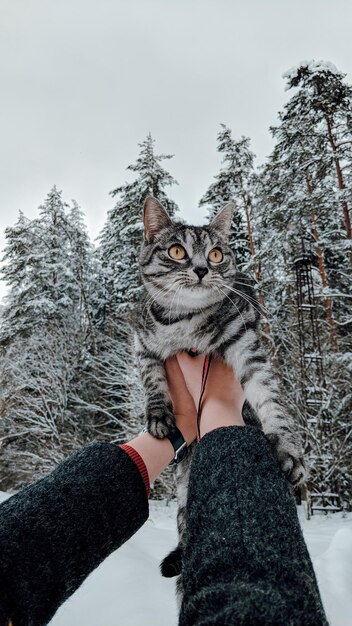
160;545;183;577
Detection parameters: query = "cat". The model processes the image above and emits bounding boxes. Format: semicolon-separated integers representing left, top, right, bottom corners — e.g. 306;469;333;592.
134;195;306;588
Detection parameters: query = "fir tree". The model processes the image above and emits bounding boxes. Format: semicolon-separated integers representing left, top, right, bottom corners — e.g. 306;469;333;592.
200;126;277;358
0;187;97;488
1;187;81;345
283;60;352;252
254;61;352;509
282;61;352;340
86;135;179;492
0;211;38;344
67;201;98;354
99;133;178;321
199;125;253;269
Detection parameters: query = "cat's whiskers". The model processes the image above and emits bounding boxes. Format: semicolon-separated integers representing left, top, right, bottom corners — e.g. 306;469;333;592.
215;278;264;318
141;284;174;319
168;283;183;326
173;280;184;321
176;283;186;321
141;282;178;322
175;287;182;321
214;285;248;330
232;288;268;317
228;287;265;319
233;279;272;298
219;281;268;317
233;282;271;307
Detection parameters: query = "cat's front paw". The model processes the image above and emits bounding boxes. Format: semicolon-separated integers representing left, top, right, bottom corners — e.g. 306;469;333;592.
266;432;308;486
146;403;175;439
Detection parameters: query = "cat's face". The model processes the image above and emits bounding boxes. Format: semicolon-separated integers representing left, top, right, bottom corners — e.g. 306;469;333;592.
140;197;237;311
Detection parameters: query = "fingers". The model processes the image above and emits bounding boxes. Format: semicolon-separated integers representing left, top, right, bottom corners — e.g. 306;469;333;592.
176;352;245;411
206;357;245;408
165;355;189;399
166;352;246;438
175;352;206;404
165;356;197;419
165;356;198;444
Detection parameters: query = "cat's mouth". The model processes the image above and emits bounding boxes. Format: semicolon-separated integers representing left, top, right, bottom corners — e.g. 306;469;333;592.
191;281;211;289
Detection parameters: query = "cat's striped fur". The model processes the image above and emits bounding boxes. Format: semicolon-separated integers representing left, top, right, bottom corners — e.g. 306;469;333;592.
134;196;306;587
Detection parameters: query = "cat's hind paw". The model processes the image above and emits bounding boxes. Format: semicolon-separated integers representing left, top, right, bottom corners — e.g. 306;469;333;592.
281;453;307;486
266;432;308;486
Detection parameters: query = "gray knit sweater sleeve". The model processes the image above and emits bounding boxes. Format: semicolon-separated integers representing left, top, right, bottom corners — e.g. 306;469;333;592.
0;443;149;626
0;429;328;626
179;426;328;626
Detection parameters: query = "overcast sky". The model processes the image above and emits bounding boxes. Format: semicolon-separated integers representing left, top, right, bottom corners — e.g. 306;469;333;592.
1;0;351;300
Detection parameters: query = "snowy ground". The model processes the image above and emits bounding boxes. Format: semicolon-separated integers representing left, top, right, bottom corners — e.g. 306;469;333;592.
1;493;351;625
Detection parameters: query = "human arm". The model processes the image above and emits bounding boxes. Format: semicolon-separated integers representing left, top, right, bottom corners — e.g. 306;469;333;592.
0;356;197;626
0;443;149;626
173;353;328;626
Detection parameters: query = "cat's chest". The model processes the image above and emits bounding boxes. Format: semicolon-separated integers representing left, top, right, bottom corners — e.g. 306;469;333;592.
141;310;216;358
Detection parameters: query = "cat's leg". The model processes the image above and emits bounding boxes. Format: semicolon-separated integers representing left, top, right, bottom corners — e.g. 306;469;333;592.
160;447;194;608
161;448;193;578
223;336;307;486
175;447;193;548
136;344;175;438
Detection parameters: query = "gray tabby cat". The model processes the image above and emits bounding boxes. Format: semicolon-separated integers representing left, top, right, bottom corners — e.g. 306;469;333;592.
135;196;306;581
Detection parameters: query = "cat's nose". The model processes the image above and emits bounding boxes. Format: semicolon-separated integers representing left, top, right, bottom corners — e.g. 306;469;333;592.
193;266;209;280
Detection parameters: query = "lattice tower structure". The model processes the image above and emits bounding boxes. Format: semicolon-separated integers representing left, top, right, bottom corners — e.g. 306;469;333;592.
294;252;341;515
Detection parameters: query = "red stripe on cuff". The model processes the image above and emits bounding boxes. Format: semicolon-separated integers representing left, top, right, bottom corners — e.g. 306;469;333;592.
119;444;150;495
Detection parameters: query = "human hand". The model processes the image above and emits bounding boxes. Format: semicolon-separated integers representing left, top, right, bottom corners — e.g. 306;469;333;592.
164;356;198;445
126;353;244;484
125;358;198;485
175;352;245;437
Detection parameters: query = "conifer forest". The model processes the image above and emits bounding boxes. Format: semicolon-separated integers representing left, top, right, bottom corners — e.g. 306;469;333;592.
1;61;351;510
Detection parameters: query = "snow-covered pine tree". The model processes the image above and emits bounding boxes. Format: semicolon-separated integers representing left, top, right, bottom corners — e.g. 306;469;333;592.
254;152;319;488
99;133;178;324
66;201;98;355
255;61;352;509
200;125;277;358
1;187;81;345
282;61;352;337
283;61;352;256
0;211;39;344
90;136;179;496
0;187;97;488
199;125;253;269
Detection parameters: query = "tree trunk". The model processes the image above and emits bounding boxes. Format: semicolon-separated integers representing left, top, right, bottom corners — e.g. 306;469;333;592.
241;190;278;365
305;174;338;349
325;115;352;264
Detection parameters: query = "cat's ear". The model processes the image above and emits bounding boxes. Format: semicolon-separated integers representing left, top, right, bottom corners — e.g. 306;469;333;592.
209;202;235;240
143;196;172;243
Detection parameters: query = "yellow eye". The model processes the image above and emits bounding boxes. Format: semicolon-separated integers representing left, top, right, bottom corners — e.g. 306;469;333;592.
168;245;186;261
208;248;223;263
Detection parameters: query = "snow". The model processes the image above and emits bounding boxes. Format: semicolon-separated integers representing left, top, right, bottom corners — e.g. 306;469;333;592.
48;500;179;625
282;59;342;90
299;508;352;626
0;493;351;625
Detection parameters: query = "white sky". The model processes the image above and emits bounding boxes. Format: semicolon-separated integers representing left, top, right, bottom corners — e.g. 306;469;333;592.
1;0;352;300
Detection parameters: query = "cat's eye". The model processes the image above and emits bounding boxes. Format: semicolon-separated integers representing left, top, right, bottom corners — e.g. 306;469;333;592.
168;245;187;261
208;248;223;263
